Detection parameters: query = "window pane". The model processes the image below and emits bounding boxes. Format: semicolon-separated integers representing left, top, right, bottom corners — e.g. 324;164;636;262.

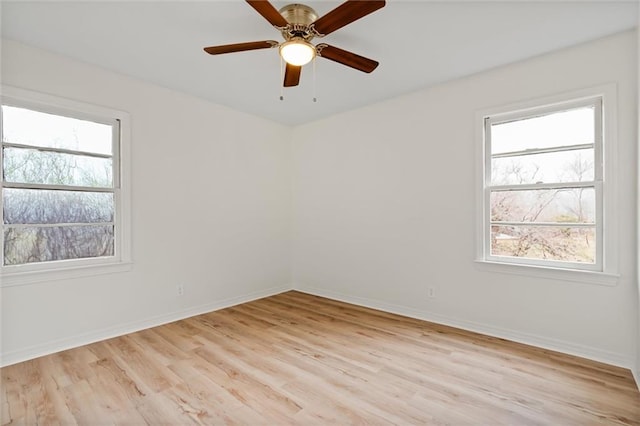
1;105;113;155
491;148;594;185
3;225;114;266
3;189;114;224
491;188;595;223
3;147;113;187
491;225;595;263
491;106;594;155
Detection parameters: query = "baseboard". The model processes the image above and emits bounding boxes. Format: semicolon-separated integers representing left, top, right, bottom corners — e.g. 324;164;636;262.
295;285;633;370
633;368;640;392
3;283;633;376
0;284;292;367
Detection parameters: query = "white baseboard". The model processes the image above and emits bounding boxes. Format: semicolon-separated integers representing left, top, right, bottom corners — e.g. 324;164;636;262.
4;282;634;384
0;284;292;367
295;285;633;370
632;368;640;392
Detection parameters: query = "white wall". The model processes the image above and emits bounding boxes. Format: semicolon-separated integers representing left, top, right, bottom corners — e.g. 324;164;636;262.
636;20;640;387
0;39;292;366
1;31;638;372
292;30;638;367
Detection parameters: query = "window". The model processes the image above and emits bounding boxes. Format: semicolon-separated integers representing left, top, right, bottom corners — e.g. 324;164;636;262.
1;87;130;285
477;86;618;281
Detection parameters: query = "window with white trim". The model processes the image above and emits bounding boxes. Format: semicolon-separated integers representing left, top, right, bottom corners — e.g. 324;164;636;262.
1;87;130;283
481;95;608;272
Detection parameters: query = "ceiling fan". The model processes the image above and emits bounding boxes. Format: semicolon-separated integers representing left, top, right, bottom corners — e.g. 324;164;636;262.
203;0;386;87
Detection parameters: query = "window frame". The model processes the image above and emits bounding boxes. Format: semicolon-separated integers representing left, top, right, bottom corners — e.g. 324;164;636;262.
475;84;619;285
1;86;131;286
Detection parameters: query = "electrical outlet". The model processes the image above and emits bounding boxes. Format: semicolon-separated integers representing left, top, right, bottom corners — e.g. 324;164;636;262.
427;287;436;299
177;284;184;296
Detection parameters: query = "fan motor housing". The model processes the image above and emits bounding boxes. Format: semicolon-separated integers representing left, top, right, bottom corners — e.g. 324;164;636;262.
278;3;318;26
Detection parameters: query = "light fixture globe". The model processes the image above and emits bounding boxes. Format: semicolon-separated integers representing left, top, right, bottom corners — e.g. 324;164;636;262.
279;39;316;66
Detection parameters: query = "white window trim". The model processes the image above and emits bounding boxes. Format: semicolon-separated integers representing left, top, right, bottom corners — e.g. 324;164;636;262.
1;86;132;287
475;84;619;286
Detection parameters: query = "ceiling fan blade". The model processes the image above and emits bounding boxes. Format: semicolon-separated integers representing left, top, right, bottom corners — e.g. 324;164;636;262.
312;0;385;36
284;63;302;87
246;0;289;28
317;44;379;73
204;40;278;55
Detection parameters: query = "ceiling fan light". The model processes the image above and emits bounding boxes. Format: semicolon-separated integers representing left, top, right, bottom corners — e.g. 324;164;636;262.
280;39;316;66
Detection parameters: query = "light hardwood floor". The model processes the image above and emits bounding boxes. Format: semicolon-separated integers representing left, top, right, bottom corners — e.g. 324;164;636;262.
2;291;639;425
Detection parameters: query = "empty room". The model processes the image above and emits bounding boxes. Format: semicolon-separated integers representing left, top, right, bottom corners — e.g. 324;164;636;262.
1;0;639;424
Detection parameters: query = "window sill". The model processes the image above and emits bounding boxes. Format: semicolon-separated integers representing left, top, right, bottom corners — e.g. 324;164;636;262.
1;261;133;287
474;260;619;286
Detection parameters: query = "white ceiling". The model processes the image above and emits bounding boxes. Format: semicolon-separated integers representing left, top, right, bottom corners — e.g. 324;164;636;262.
1;1;638;126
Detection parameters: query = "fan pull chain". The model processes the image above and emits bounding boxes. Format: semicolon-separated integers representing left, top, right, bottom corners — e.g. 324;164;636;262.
312;56;317;103
279;56;284;101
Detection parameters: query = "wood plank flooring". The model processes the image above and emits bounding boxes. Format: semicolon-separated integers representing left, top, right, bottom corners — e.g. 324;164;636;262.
2;291;639;425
